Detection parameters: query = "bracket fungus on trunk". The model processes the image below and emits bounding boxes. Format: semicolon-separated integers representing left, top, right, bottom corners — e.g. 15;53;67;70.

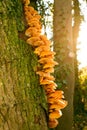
23;0;67;128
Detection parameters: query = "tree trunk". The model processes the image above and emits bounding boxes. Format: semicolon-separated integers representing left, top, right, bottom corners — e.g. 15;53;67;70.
0;1;48;130
53;0;74;130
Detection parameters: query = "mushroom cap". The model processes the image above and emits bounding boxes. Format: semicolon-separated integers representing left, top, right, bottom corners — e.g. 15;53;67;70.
23;0;30;6
33;40;45;46
57;99;68;109
45;88;55;95
28;21;41;29
43;61;58;69
29;17;40;22
40;75;55;82
47;94;65;104
44;84;56;92
39;51;56;58
47;97;55;104
47;90;64;99
40;35;51;46
25;6;38;15
29;19;41;25
49;110;62;119
25;27;40;37
44;83;57;95
36;71;50;76
33;14;41;20
48;119;58;128
38;57;52;64
45;75;55;81
24;6;34;14
46;82;57;88
40;79;54;85
34;45;50;55
44;67;54;73
27;37;40;46
25;11;33;20
49;99;68;110
44;85;56;94
24;6;41;20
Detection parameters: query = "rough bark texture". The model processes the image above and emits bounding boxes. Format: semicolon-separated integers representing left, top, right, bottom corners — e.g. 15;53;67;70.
0;1;48;130
53;0;74;130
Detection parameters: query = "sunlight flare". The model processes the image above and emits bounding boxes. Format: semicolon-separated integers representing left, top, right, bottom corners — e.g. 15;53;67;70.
77;22;87;68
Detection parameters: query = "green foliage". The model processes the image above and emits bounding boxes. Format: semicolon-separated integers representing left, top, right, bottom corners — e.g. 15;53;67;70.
72;0;84;24
74;67;87;130
36;0;53;36
74;113;87;130
79;67;87;102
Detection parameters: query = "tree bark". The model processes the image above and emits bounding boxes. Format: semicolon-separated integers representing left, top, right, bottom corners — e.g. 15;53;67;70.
0;1;48;130
53;0;74;130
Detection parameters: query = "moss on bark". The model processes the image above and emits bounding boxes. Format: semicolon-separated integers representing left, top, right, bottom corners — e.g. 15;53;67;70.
0;1;48;130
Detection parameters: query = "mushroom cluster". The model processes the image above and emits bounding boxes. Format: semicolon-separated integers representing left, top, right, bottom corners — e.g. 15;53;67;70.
23;0;67;128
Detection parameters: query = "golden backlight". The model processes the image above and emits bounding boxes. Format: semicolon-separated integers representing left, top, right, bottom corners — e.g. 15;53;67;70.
77;0;87;69
77;22;87;69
